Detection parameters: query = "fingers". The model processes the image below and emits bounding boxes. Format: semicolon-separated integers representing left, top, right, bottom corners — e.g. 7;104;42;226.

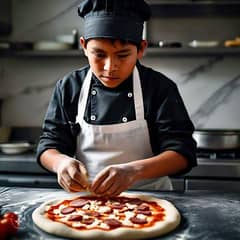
67;165;87;189
56;159;90;192
90;167;124;196
90;164;137;197
78;164;90;188
92;177;114;195
90;169;110;193
104;182;123;197
92;179;123;197
58;173;84;192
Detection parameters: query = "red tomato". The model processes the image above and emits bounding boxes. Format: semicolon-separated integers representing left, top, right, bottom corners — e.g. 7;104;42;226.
3;212;18;221
0;218;9;239
0;212;19;238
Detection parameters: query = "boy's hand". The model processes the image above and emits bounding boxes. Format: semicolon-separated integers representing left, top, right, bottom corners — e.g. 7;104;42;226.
90;163;139;196
55;157;89;192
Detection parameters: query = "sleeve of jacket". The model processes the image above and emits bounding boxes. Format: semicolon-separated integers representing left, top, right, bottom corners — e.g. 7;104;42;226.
140;64;197;176
36;79;77;167
153;80;197;175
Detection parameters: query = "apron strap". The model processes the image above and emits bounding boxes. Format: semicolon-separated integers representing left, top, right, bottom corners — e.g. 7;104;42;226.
76;69;92;123
133;67;145;120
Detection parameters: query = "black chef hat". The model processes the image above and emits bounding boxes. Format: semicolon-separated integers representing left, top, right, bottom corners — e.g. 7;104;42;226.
78;0;151;44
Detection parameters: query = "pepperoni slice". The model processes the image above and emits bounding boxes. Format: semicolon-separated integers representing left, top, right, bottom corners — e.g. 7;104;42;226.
137;204;150;211
127;198;143;205
85;211;101;217
82;218;95;225
68;215;83;221
130;216;148;224
69;199;89;208
111;203;126;209
136;210;152;216
104;219;122;228
60;207;75;215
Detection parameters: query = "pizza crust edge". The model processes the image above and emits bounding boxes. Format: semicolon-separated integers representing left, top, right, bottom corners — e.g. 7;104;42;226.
32;192;181;240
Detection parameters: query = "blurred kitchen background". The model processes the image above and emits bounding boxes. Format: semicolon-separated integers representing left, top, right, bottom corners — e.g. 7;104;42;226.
0;0;240;191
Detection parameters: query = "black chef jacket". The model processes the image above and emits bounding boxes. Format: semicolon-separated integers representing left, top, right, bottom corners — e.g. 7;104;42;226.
37;62;197;175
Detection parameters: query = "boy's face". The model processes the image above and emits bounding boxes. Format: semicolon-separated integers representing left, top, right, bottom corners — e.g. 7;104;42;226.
80;38;147;88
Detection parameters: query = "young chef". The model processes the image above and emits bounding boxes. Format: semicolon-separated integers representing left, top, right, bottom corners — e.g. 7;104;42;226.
36;0;197;196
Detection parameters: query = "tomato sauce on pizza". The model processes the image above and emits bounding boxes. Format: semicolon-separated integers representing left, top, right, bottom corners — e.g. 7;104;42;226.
45;195;166;231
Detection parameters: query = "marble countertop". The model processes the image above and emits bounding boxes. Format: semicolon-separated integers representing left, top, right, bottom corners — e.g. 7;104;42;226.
1;187;240;240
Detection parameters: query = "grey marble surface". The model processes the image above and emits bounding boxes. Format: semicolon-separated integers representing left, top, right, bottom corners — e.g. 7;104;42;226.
1;55;240;128
0;187;240;240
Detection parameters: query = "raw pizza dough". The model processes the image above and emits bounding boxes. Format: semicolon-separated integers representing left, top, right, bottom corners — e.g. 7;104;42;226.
32;192;181;240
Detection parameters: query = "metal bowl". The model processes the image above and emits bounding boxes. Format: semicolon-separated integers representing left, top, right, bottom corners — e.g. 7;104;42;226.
193;129;240;150
0;142;35;154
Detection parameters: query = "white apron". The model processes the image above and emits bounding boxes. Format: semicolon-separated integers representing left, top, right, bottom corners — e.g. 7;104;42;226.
75;67;172;191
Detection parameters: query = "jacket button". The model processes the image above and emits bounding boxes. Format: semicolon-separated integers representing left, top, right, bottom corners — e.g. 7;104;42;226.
127;92;133;98
122;117;128;122
90;115;96;121
91;89;97;95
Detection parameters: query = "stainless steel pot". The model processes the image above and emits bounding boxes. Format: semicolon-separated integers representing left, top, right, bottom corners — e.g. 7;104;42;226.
193;129;240;150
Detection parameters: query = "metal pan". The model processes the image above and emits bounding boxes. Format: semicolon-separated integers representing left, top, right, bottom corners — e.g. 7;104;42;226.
193;129;240;150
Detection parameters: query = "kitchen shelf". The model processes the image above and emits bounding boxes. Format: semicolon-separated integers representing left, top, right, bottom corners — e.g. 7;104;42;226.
1;47;240;58
145;47;240;57
0;49;85;57
147;1;240;17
